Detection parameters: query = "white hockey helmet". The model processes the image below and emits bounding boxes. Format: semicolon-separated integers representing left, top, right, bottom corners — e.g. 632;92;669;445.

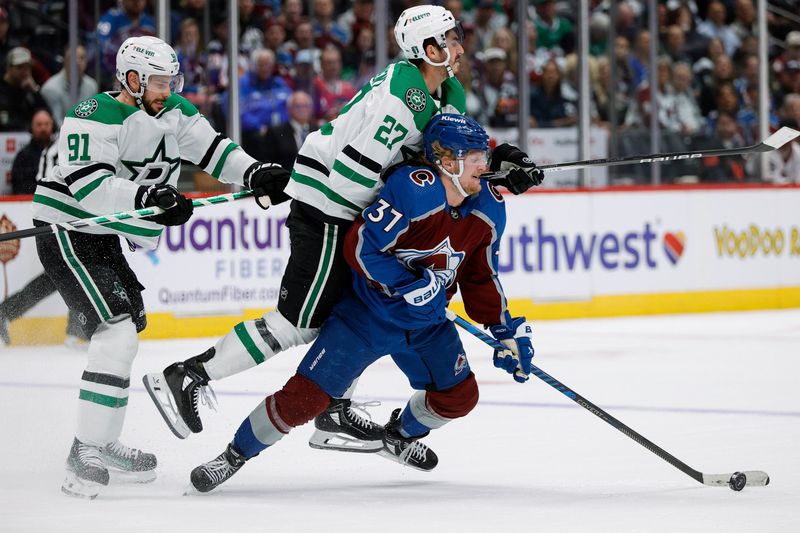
394;5;463;76
116;36;183;104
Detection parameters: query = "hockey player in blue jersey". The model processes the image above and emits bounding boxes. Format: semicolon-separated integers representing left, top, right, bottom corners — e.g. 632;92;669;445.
188;114;536;492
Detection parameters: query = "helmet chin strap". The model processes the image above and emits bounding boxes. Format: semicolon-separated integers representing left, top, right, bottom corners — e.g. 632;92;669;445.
422;45;455;78
122;75;153;114
437;159;470;198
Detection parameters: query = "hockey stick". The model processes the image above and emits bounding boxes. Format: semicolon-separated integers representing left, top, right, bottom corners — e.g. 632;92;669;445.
445;309;770;491
0;190;255;243
482;126;800;179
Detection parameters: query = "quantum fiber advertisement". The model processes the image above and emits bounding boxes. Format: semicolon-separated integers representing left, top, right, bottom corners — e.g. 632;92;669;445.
0;187;799;322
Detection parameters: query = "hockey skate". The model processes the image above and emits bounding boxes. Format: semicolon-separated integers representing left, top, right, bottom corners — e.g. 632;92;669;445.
143;349;216;439
100;440;157;483
62;437;110;499
308;398;385;453
377;409;438;472
190;442;247;493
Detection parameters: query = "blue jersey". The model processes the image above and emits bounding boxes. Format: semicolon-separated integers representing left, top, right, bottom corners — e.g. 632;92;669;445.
343;164;513;330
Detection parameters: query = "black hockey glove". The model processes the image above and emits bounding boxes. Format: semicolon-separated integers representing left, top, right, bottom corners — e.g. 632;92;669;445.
487;143;543;194
136;184;194;226
246;162;291;210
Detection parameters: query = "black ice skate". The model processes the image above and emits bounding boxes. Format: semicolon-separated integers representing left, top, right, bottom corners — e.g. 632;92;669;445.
190;442;247;493
308;398;385;453
100;440;157;483
62;437;110;499
377;409;438;472
143;348;216;439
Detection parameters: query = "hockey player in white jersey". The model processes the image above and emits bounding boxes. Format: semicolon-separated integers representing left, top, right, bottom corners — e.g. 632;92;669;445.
33;36;290;499
143;4;543;453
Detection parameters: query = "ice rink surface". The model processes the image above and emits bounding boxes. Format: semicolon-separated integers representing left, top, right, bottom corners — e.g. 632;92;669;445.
1;309;798;533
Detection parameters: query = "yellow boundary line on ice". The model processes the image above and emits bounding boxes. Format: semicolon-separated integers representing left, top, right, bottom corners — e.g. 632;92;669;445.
7;286;800;345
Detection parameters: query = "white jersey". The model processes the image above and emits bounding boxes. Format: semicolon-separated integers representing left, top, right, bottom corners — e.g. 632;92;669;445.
32;92;257;249
284;61;465;221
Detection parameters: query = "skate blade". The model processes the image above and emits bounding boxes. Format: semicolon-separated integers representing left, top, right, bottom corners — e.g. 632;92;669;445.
142;373;191;439
308;430;383;453
61;471;102;499
108;467;157;484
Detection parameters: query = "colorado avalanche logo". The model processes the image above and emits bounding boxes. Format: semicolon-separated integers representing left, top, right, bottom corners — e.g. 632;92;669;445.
395;237;465;288
410;169;435;187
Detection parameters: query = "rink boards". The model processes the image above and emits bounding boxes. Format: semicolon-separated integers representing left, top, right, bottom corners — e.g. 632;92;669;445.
1;184;799;343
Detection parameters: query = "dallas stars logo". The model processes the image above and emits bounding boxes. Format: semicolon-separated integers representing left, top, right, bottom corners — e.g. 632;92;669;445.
121;135;181;182
74;99;98;118
405;88;427;112
112;282;129;302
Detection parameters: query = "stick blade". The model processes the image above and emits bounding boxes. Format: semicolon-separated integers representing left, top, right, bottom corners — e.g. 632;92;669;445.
702;470;770;488
762;127;800;150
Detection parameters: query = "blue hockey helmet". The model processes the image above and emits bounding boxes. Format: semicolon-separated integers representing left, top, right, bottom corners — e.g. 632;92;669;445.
423;113;489;163
423;113;490;197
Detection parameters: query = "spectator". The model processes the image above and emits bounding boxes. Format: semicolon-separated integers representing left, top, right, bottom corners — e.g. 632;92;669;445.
40;45;98;128
670;62;705;136
10;109;53;194
612;35;636;97
204;17;250;95
698;111;747;182
693;36;725;86
747;120;800;183
284;20;319;64
292;48;316;93
781;93;800;126
311;0;349;50
473;0;508;52
629;30;652;90
238;0;266;54
730;0;756;43
706;82;758;144
337;0;374;43
626;57;680;132
475;47;519;127
529;59;576;128
454;57;483;119
342;26;377;86
591;56;630;128
261;90;315;168
533;0;574;57
489;28;518;76
0;47;49;131
96;0;156;88
278;0;306;40
669;2;710;61
696;1;741;57
733;53;757;105
174;18;207;109
313;46;356;125
264;18;288;54
698;53;735;116
664;25;692;64
221;48;291;157
589;12;611;57
171;0;208;42
525;20;557;84
0;7;21;77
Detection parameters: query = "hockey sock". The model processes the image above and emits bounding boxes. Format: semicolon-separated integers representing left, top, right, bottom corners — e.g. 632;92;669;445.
203;311;318;380
76;316;138;446
232;396;290;459
398;391;456;438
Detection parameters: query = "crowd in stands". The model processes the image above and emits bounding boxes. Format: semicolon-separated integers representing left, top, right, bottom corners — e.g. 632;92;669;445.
1;0;799;187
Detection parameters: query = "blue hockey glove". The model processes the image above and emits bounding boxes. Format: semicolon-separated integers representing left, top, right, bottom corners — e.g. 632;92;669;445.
488;143;543;194
246;162;291;209
397;268;447;325
136;184;194;226
489;317;535;383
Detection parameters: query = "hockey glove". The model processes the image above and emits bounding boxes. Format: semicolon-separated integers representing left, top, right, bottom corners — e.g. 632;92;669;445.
488;317;535;383
136;184;194;226
488;143;543;194
246;162;291;209
397;268;448;325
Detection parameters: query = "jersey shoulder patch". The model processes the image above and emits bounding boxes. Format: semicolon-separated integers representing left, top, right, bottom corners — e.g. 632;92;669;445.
67;92;138;125
389;62;435;130
384;164;445;217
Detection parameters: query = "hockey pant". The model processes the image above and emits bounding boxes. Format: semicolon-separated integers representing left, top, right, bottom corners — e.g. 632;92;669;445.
36;228;146;446
231;291;479;459
203;201;352;381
